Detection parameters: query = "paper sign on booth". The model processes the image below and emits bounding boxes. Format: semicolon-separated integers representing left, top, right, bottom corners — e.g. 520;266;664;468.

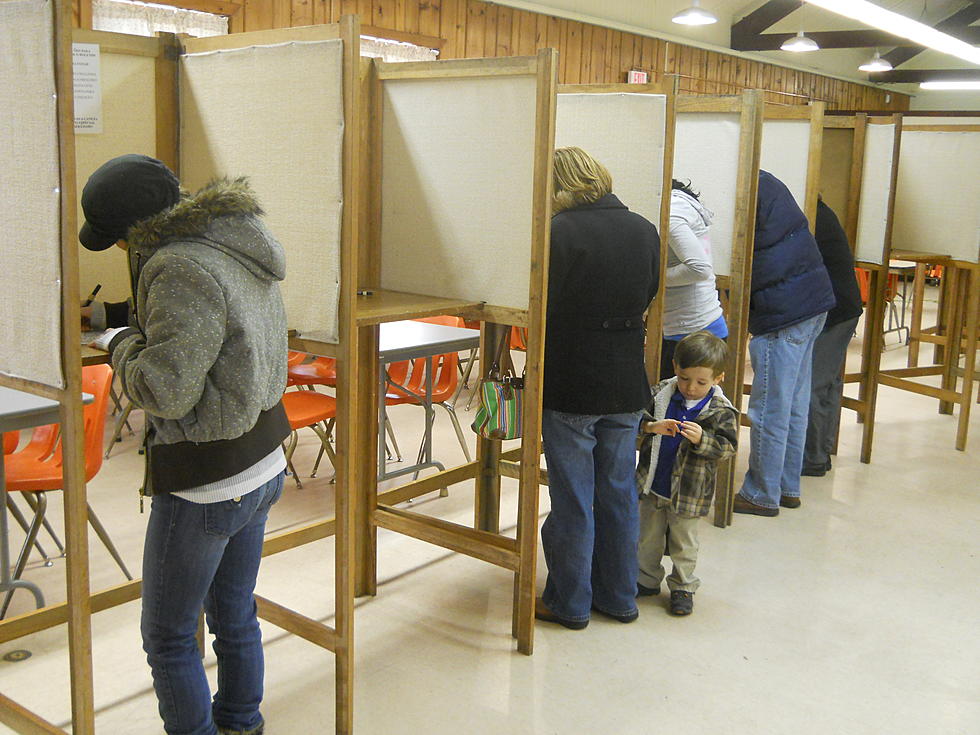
73;43;103;134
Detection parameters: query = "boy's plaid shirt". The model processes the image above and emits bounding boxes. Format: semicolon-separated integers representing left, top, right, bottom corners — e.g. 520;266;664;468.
636;378;739;518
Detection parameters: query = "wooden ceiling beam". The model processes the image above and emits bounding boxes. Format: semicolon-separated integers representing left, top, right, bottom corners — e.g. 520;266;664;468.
730;0;803;37
732;29;980;51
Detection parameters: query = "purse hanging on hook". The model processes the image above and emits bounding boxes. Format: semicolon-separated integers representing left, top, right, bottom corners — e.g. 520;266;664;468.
471;330;524;440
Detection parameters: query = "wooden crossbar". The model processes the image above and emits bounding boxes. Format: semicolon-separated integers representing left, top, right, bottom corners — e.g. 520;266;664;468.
374;505;520;571
498;460;548;486
255;595;337;651
0;693;65;735
877;373;961;402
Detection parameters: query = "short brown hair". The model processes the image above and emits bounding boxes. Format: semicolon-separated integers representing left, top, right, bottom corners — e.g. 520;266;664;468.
552;146;613;214
674;331;728;376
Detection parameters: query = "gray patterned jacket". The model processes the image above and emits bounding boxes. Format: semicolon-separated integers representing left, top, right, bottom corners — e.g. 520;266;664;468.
109;178;288;492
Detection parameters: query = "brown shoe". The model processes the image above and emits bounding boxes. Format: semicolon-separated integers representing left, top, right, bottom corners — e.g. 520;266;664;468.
780;495;801;509
733;494;779;517
534;597;588;630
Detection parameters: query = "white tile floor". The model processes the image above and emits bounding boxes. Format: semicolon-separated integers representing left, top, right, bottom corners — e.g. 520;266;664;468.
1;287;978;734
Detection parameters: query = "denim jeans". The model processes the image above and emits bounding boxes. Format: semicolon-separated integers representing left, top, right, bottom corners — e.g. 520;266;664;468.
541;409;643;621
740;312;826;509
805;317;858;472
142;472;284;735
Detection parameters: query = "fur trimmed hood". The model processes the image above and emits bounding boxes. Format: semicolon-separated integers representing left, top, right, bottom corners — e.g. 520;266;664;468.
127;177;285;282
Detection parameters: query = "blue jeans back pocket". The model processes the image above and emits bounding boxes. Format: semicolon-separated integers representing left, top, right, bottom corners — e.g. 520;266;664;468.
205;490;264;538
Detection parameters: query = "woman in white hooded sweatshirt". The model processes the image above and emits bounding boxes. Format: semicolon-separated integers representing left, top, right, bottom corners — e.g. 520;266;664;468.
659;180;728;379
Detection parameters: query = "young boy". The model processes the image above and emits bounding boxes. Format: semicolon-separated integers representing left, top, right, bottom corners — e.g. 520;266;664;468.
636;331;738;615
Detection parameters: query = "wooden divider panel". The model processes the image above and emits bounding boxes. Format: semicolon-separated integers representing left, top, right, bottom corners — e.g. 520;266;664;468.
378;60;540;313
760;118;811;215
673;109;741;277
855;121;900;266
555;92;667;227
892;127;980;264
180;33;345;341
1;0;65;389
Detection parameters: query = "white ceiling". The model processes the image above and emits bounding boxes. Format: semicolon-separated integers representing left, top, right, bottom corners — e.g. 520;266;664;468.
498;1;980;109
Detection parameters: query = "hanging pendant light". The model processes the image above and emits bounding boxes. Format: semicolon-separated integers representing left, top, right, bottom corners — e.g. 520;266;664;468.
672;0;718;26
781;30;820;52
858;51;893;72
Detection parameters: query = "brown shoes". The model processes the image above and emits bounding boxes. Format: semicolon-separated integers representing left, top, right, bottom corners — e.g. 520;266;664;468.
732;494;779;517
779;495;801;509
534;597;589;630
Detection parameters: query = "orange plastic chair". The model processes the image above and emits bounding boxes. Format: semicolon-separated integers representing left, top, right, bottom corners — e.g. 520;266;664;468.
4;427;65;565
287;355;337;389
281;389;337;488
2;364;132;616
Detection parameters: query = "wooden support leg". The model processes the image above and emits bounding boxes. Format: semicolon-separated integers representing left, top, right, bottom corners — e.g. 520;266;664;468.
474;323;507;533
355;324;379;598
934;269;950;366
907;263;926;367
955;268;978;451
860;267;887;464
939;267;963;416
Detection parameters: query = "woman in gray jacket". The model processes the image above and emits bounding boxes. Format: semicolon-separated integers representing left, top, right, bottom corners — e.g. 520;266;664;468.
80;154;288;735
660;180;728;379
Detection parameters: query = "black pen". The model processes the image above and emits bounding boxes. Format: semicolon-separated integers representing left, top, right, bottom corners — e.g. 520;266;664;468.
82;283;102;307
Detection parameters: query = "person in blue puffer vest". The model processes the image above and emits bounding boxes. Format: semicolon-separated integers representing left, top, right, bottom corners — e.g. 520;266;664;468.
733;170;835;517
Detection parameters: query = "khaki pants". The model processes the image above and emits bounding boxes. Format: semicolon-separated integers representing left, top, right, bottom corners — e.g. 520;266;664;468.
638;493;701;593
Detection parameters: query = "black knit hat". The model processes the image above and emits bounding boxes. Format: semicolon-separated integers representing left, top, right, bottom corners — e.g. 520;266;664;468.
79;154;180;251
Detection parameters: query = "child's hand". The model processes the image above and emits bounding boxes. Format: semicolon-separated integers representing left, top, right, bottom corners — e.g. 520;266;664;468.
646;419;681;436
677;421;702;445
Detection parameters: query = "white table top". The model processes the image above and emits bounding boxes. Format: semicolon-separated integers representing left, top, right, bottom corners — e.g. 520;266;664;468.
0;387;93;433
378;321;480;363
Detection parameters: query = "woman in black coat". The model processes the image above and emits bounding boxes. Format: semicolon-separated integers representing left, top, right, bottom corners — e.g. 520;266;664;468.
535;147;660;629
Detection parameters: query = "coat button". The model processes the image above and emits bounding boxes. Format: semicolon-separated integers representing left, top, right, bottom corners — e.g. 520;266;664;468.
602;320;610;328
625;319;632;327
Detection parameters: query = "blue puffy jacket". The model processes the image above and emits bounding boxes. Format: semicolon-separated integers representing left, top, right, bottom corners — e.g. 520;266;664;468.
749;170;834;335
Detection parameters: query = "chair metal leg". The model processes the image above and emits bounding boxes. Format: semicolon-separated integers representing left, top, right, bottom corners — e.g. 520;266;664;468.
441;402;473;463
283;432;303;488
309;422;337;482
5;496;55;565
384;417;402;462
86;502;133;580
0;493;46;618
105;402;136;459
20;492;65;555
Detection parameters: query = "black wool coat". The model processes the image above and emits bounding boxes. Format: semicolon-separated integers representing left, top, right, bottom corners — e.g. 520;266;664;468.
814;199;863;329
543;193;661;415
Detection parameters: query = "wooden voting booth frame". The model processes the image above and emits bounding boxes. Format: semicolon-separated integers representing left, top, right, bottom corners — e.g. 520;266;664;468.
672;91;764;528
879;121;980;452
0;0;93;732
820;114;902;464
337;51;558;657
1;17;363;734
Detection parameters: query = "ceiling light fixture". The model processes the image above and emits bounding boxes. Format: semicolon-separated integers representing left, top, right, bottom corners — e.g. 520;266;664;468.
672;0;718;26
858;51;893;72
781;30;820;52
919;80;980;90
804;0;980;65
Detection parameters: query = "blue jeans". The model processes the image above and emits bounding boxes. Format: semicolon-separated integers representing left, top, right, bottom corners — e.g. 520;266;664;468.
142;472;284;735
541;409;643;621
740;313;826;509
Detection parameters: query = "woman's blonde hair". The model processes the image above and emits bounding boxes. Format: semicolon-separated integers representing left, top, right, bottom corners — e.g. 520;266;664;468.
552;146;612;214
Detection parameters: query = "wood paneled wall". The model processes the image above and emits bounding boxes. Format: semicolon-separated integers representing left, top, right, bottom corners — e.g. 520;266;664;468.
73;0;909;112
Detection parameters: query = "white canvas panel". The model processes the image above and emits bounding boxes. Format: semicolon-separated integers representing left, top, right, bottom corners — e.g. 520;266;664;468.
854;123;896;265
180;40;344;342
555;93;666;227
673;112;740;276
380;75;537;310
76;51;156;304
761;119;810;212
892;130;980;263
0;0;64;388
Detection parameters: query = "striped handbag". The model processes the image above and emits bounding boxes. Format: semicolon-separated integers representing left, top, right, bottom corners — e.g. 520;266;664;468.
471;335;524;440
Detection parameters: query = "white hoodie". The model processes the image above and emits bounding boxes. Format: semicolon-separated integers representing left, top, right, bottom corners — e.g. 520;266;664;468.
663;189;724;337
